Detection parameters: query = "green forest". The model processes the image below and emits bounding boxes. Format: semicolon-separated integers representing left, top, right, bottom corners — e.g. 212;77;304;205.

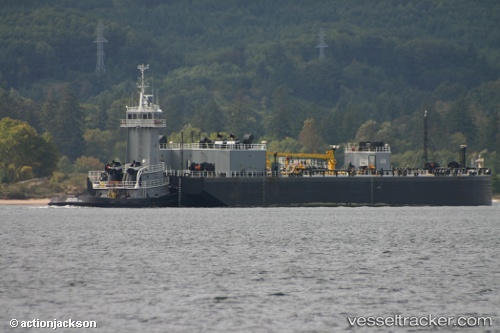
1;0;500;193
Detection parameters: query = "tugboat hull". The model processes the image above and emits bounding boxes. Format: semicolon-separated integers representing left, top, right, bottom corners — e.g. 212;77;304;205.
48;194;177;208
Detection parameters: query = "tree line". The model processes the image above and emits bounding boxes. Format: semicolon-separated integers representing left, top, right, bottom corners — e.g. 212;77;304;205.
0;0;499;191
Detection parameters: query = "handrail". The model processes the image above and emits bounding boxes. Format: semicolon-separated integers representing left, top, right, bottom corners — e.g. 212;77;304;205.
90;177;169;190
344;146;391;152
88;163;165;179
169;167;490;178
173;170;271;178
160;143;266;150
137;162;165;173
125;104;161;112
120;119;166;127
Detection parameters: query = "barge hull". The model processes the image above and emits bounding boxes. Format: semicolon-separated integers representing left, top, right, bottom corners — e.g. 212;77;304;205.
173;175;492;207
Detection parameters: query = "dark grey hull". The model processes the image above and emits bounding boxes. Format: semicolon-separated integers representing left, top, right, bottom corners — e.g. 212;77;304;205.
172;175;492;207
48;193;177;208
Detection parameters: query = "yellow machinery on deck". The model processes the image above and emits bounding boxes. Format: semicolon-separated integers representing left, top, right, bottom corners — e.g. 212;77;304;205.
266;146;338;175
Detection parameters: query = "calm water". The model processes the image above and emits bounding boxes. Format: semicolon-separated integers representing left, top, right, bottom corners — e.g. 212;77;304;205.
1;204;499;332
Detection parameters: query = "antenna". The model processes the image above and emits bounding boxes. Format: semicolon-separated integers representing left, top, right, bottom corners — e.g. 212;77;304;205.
423;110;428;167
93;20;108;76
137;64;149;110
137;64;149;93
316;28;328;59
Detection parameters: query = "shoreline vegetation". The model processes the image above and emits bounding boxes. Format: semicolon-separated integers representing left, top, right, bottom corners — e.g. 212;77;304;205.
0;198;50;205
0;174;86;203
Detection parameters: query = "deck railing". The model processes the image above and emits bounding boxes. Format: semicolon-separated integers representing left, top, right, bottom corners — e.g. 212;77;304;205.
88;163;165;178
120;119;166;128
160;143;266;150
168;167;490;178
169;170;271;178
88;163;168;189
344;145;391;153
89;177;169;190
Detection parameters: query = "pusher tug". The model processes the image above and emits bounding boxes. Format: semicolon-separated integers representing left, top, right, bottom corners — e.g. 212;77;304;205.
49;65;176;207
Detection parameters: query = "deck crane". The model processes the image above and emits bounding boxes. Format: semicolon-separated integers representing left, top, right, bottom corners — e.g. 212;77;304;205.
266;146;339;175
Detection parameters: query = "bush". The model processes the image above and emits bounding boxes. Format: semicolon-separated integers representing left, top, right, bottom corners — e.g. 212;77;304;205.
50;171;67;183
19;166;34;181
7;191;26;200
57;156;74;174
5;188;26;199
74;156;102;173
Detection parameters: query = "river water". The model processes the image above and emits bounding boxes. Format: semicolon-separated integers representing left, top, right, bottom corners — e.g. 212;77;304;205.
1;204;499;332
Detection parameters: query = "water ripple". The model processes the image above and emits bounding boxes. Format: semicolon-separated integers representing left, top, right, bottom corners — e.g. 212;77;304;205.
1;205;499;332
